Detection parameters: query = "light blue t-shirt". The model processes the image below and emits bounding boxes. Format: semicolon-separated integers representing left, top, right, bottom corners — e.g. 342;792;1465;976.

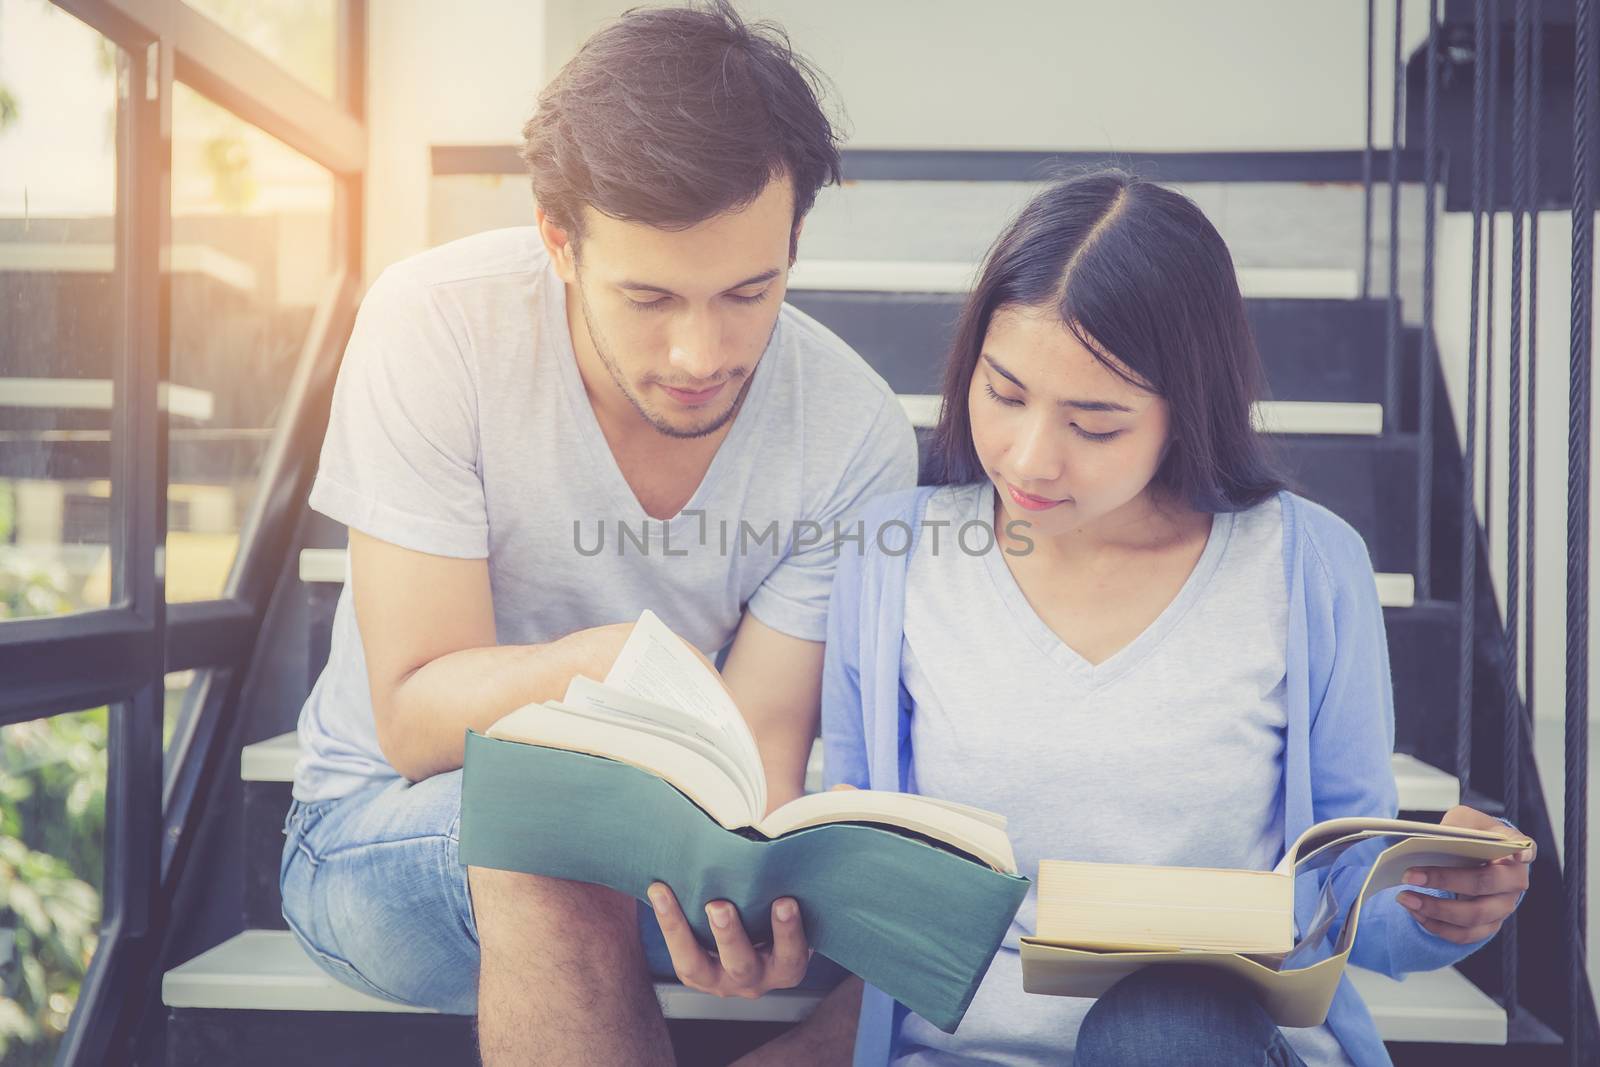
825;486;1491;1067
293;227;918;802
892;483;1352;1066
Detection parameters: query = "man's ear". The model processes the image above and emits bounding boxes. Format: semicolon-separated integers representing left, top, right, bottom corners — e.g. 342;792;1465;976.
536;207;578;283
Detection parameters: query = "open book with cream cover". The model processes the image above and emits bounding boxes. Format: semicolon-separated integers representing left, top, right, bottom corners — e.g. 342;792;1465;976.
458;610;1029;1032
1019;816;1534;1026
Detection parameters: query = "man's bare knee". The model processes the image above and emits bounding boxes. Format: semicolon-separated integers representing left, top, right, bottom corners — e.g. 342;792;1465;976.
468;869;669;1066
468;867;637;947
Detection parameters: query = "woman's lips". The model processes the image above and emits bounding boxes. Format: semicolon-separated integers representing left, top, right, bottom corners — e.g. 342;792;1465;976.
1005;481;1069;511
659;381;727;406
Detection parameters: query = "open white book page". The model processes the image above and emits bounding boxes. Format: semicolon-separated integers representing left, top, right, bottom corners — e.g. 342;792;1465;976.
1282;816;1530;871
754;789;1018;874
907;794;1010;831
485;702;753;830
604;610;767;815
1271;820;1535;968
560;676;763;815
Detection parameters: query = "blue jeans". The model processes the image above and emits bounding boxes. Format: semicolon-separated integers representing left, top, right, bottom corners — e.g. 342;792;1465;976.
1075;968;1309;1066
279;768;844;1013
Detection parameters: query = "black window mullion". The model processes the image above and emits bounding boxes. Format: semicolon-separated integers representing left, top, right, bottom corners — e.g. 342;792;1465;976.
173;2;363;174
160;0;369;902
16;2;367;1063
51;14;170;1065
0;610;153;724
164;597;256;671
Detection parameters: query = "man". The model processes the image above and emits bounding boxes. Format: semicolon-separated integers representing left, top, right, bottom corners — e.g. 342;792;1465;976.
278;4;916;1064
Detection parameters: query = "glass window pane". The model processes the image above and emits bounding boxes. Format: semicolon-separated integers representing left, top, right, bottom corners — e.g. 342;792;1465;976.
0;2;123;621
162;667;229;767
182;0;338;99
0;708;108;1065
164;669;195;751
168;85;333;602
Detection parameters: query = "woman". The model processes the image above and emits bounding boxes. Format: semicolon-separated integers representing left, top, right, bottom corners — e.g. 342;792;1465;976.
821;171;1530;1066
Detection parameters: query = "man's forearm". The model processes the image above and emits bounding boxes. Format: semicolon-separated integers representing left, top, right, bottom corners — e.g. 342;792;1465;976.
757;729;816;814
377;633;601;782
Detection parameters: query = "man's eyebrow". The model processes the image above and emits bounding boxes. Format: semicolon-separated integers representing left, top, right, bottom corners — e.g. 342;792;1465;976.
724;268;782;290
980;353;1133;413
616;268;783;297
615;280;678;297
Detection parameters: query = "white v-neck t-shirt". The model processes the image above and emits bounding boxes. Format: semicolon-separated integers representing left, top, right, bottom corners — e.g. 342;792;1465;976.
893;483;1353;1066
293;227;917;802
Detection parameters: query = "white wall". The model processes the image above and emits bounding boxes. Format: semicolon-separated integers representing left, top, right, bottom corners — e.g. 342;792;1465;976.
365;0;546;276
544;0;1432;152
370;0;1438;273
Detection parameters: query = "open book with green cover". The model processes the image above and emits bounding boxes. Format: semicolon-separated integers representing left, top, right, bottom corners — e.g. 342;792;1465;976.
458;610;1030;1032
1019;817;1534;1026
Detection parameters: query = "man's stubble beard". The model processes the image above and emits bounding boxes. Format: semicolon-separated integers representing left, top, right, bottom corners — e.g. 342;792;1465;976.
576;277;769;441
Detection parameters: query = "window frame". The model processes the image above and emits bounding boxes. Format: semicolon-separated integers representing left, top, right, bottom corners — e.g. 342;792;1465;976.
0;3;366;1062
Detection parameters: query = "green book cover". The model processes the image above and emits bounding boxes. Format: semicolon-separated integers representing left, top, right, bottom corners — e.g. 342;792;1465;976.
459;730;1029;1033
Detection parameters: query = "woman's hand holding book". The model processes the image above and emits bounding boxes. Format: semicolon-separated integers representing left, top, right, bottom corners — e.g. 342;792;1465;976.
1397;805;1533;945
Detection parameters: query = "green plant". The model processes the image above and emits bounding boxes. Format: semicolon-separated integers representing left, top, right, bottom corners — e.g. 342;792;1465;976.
0;534;106;1064
0;84;17;134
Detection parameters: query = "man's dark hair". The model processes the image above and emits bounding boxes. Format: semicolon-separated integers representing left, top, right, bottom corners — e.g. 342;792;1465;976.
930;170;1284;513
521;1;843;243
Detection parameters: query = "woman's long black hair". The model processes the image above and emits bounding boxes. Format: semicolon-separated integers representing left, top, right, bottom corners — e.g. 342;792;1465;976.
929;170;1283;513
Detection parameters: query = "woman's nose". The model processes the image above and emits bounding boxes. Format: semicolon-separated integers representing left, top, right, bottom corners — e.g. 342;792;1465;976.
1009;417;1065;484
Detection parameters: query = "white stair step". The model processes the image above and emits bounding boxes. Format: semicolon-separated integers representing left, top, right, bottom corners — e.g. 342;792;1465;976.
1348;964;1507;1045
788;259;979;294
1390;752;1461;812
244;734;830;794
1374;572;1415;609
896;393;943;428
163;929;821;1023
788;260;1359;301
245;732;1459;814
805;739;824;794
299;547;348;584
1252;400;1383;437
897;396;1383;437
165;930;1504;1042
0;377;216;421
241;732;301;782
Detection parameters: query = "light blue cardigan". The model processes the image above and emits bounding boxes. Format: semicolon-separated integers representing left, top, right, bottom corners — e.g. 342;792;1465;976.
821;487;1493;1067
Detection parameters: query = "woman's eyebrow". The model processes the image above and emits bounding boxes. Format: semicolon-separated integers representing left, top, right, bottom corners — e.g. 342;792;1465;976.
1061;397;1133;413
981;353;1132;413
982;353;1027;389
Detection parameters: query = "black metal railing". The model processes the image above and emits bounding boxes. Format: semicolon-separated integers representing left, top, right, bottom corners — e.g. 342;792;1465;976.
1386;0;1405;435
1566;3;1594;1063
1419;0;1440;605
1504;0;1528;1023
1414;1;1598;1060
